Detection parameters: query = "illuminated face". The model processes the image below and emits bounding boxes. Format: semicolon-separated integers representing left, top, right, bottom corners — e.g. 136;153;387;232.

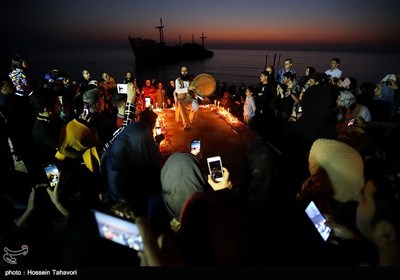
305;68;310;76
102;72;110;82
82;70;90;80
356;180;377;242
284;60;292;71
1;79;14;95
308;78;316;87
246;89;252;97
260;74;268;83
49;97;63;118
145;80;151;87
181;67;189;75
330;60;339;70
22;60;29;69
283;76;289;84
374;84;382;96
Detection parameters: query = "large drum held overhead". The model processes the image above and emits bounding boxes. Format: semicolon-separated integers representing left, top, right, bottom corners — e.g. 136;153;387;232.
192;73;217;97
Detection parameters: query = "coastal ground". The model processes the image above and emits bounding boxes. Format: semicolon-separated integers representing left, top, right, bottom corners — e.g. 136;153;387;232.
156;105;264;187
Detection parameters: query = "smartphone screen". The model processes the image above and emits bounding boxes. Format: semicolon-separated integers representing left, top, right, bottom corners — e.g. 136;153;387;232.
145;97;151;108
190;139;201;156
207;156;223;182
156;127;162;135
304;201;331;241
93;210;144;252
44;163;60;188
117;83;128;94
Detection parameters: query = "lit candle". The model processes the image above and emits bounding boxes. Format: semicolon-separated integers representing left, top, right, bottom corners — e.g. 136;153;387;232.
217;101;220;107
214;100;217;106
228;108;230;113
162;102;165;109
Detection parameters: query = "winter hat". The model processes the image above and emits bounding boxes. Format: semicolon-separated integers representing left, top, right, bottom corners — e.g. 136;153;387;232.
308;138;364;202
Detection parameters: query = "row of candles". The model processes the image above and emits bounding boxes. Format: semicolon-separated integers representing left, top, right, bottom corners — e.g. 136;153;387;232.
153;100;221;110
215;105;239;125
154;101;240;128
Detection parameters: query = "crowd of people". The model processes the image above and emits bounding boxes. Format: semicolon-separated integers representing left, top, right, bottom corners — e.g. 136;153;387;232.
1;52;400;271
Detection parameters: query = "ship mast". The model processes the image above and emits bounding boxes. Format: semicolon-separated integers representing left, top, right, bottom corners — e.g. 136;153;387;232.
200;32;207;47
155;18;165;44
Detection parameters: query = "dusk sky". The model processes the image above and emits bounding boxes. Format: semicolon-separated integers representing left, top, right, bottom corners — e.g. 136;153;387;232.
2;0;400;53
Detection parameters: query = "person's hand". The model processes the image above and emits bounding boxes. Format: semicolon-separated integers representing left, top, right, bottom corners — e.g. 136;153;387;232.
277;85;284;98
188;85;196;92
46;172;70;219
116;98;126;116
46;172;62;206
26;184;47;213
155;133;165;145
80;108;90;121
324;215;361;244
135;216;185;266
127;82;136;103
207;167;233;191
387;80;399;91
15;183;47;227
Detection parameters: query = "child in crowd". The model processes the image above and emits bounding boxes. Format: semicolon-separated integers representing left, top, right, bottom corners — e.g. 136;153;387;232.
243;86;256;129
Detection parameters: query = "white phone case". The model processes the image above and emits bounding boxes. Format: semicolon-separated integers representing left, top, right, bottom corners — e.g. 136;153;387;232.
207;156;223;182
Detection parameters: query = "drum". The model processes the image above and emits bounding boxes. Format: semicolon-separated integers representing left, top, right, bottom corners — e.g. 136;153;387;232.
192;73;217;97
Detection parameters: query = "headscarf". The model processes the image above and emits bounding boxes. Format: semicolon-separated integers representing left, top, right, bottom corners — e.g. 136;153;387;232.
380;73;397;83
100;122;161;212
161;152;206;221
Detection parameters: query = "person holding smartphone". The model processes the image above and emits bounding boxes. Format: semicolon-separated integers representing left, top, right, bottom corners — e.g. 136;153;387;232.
155;152;253;265
30;88;66;168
